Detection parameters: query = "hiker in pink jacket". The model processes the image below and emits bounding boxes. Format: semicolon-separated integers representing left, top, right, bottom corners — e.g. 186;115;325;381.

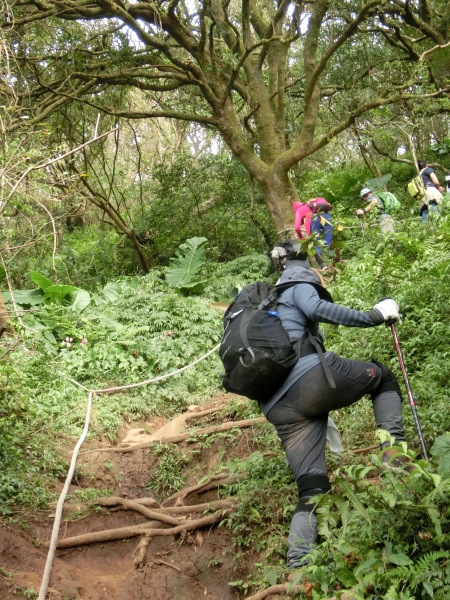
292;199;332;270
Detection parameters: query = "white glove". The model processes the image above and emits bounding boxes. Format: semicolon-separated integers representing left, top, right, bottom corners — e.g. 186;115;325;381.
372;298;401;324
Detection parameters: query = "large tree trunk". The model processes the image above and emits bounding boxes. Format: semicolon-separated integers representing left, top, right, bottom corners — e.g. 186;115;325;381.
259;170;300;237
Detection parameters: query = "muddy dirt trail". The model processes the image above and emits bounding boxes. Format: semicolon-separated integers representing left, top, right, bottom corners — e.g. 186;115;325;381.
0;396;266;600
0;509;236;599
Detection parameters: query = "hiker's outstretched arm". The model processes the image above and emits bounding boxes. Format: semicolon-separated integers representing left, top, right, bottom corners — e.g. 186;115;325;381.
293;285;380;327
430;172;441;187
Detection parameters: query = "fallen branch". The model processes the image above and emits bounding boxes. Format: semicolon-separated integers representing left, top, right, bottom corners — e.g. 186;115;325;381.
82;417;267;454
185;407;224;421
246;584;303;599
349;444;378;455
53;509;234;549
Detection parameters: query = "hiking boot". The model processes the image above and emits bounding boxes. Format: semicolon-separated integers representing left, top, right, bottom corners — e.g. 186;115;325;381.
381;448;416;473
320;264;329;271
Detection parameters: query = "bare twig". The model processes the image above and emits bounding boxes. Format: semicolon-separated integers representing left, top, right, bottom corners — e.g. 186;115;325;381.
419;39;450;61
0;338;21;359
349;444;378;455
0;124;118;215
32;198;57;273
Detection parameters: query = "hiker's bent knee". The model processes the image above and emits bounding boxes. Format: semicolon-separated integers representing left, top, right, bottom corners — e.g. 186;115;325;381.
370;359;402;399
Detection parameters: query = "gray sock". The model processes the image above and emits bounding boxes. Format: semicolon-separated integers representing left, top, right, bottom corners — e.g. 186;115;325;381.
372;391;406;443
286;511;318;568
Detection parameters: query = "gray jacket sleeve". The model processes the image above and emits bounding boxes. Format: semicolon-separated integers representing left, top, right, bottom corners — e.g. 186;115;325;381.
293;284;382;327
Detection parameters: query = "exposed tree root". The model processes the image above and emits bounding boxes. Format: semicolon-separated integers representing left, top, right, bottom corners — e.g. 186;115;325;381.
117;496;161;508
53;509;234;549
150;499;235;514
94;498;182;526
152;558;181;572
162;473;236;507
82;417;267;454
246;583;303;599
105;497;236;515
133;534;152;567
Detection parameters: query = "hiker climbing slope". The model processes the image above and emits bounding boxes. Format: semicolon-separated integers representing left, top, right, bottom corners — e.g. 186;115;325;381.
356;187;399;235
293;199;332;270
261;247;405;570
417;160;445;223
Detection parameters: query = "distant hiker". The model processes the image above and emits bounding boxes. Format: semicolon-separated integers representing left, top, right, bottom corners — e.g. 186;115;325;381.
261;247;405;570
417;160;445;223
293;199;332;271
356;188;395;235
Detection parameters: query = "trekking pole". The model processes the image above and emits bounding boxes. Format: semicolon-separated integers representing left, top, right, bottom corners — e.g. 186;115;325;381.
388;321;429;461
358;216;366;243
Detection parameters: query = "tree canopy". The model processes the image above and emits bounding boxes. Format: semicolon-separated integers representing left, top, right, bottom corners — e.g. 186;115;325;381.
4;0;450;230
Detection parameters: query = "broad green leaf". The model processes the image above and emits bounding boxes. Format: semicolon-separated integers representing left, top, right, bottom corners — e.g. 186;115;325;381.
0;266;6;283
430;434;450;476
23;317;48;330
354;556;378;577
2;289;45;306
166;236;207;288
102;282;122;302
45;284;78;303
365;173;392;191
69;289;91;312
179;280;207;294
388;553;413;566
341;176;359;196
43;330;57;344
265;569;278;587
336;567;357;588
29;271;53;291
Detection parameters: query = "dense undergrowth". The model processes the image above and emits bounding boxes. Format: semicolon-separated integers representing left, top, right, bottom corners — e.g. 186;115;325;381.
2;198;450;598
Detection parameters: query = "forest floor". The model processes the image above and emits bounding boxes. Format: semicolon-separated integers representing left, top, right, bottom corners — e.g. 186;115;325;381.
0;394;274;600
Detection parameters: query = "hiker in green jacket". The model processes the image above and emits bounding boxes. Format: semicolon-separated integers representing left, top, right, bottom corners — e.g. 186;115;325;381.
356;188;395;235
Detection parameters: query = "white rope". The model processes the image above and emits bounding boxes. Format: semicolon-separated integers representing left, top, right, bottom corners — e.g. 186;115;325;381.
38;342;221;597
38;392;93;600
91;343;221;394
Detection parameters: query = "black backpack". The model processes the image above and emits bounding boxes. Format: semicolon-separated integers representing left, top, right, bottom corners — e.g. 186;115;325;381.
219;280;335;403
219;282;297;402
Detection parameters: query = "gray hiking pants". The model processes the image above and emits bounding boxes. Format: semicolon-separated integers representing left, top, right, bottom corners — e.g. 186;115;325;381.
266;352;405;568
